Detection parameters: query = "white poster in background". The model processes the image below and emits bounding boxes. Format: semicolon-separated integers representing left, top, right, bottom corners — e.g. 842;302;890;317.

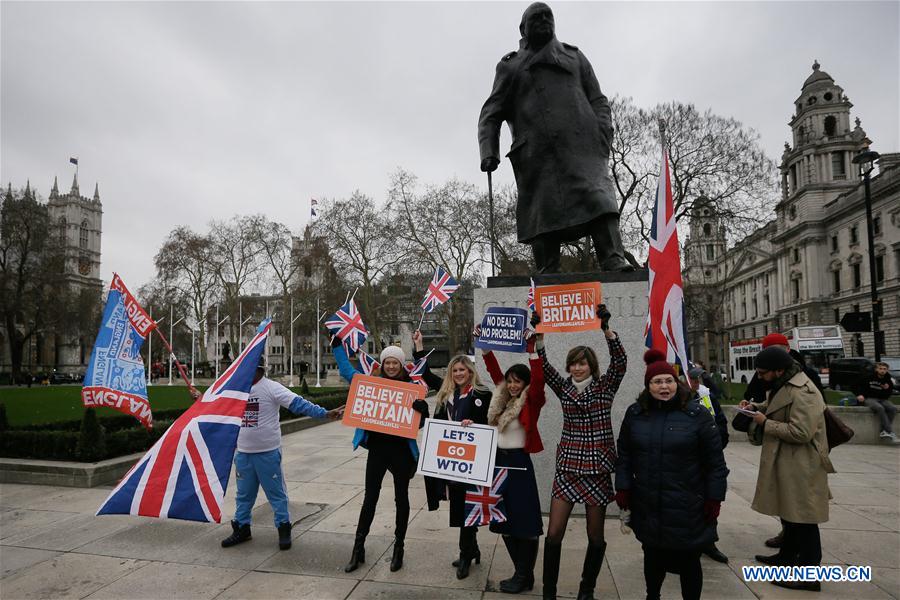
416;418;498;486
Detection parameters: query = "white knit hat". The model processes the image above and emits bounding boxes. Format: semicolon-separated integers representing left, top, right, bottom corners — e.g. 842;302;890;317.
380;345;406;364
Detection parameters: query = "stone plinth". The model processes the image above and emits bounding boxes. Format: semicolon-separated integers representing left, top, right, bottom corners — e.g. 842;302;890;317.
474;270;649;513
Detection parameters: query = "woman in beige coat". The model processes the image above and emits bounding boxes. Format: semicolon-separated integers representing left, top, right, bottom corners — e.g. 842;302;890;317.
739;346;835;592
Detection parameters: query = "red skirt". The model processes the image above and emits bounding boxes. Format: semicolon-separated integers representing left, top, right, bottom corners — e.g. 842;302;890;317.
551;470;613;506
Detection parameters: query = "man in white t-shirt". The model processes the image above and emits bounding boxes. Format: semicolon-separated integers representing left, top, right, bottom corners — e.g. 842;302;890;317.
222;356;343;550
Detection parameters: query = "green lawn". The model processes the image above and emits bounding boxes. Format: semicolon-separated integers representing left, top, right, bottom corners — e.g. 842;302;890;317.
0;384;345;427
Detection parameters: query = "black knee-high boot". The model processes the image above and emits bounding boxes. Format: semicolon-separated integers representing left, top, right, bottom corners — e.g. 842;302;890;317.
499;536;536;593
576;541;607;600
542;539;562;600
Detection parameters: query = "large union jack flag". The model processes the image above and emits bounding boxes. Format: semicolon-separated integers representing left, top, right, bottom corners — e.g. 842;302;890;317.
644;145;690;371
464;467;508;527
421;266;459;313
357;351;380;376
325;299;368;354
96;320;271;523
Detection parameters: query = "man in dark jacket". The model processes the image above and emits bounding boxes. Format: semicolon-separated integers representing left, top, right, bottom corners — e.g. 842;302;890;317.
855;362;898;442
477;2;630;273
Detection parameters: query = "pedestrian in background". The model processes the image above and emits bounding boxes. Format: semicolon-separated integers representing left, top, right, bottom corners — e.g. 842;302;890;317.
742;346;834;592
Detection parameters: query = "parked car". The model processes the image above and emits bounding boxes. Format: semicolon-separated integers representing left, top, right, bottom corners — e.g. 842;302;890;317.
879;357;900;392
828;357;874;391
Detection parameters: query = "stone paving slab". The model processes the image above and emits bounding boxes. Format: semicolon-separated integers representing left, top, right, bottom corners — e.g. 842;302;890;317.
0;553;146;599
256;530;392;581
8;513;132;551
0;421;898;599
0;546;61;578
82;561;245;599
215;571;358;600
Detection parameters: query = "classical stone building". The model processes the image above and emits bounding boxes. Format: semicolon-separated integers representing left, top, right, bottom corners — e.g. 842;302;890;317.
0;174;103;375
684;62;900;376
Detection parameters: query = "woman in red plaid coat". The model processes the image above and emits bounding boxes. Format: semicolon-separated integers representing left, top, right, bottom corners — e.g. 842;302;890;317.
535;304;627;600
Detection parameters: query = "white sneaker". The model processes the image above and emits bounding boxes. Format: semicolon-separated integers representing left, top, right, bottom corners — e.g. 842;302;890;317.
879;431;892;438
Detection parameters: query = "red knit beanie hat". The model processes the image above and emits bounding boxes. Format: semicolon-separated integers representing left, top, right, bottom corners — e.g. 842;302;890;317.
762;333;789;348
644;349;677;385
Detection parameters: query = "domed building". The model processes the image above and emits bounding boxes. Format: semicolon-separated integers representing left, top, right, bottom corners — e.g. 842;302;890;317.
684;61;899;378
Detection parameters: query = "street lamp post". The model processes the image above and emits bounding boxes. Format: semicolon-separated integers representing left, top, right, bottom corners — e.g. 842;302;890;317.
214;305;229;381
168;305;184;386
852;149;882;361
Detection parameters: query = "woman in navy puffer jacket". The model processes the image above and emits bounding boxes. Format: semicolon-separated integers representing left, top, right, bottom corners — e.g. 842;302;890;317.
614;350;729;600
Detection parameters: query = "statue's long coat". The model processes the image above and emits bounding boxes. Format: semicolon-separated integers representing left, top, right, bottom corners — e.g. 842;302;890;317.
478;38;619;244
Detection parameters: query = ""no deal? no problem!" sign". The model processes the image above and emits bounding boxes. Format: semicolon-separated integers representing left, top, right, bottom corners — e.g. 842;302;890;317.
416;418;498;486
341;374;425;439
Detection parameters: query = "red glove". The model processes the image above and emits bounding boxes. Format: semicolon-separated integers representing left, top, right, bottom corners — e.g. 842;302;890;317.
613;490;630;510
704;500;721;522
526;335;536;354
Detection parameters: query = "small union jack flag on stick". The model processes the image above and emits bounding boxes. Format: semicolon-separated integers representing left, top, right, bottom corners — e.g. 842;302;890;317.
325;298;369;355
358;351;380;376
405;348;434;391
418;266;459;329
422;266;459;313
464;467;509;527
527;277;536;311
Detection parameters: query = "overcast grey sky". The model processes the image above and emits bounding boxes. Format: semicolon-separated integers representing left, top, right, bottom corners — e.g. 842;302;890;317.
2;1;898;290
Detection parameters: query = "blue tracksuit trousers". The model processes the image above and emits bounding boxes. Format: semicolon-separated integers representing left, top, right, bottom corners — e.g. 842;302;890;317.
233;449;289;527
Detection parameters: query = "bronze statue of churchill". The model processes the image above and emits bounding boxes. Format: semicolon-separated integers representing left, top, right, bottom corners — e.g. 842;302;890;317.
478;2;631;273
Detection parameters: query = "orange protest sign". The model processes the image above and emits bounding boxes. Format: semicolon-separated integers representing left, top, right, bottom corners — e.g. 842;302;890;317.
341;373;424;439
437;439;477;462
534;282;602;333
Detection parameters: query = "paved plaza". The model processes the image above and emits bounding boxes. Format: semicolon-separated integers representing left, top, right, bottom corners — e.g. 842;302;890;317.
1;416;898;600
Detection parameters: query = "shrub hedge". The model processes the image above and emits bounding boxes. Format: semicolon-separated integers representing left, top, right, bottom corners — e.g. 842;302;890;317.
0;389;348;462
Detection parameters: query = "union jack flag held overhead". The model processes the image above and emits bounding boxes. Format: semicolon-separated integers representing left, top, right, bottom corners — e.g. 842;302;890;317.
325;299;369;354
644;143;690;372
358;351;380;376
527;277;536;312
422;266;459;313
464;467;509;527
405;354;430;391
96;320;272;523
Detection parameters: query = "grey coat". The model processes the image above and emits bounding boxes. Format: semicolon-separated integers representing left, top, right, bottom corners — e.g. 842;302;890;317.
478;38;619;243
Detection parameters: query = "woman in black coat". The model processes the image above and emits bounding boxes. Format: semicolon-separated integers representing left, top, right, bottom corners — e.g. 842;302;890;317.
614;350;729;600
431;354;491;580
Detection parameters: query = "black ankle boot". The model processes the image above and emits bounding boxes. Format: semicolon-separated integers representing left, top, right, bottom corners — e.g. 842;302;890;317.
277;522;292;550
542;540;562;600
500;537;536;594
456;528;479;580
576;541;607;600
344;535;366;573
221;520;251;547
390;539;404;572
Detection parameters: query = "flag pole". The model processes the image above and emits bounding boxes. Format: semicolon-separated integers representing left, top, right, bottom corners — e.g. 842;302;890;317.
153;324;198;397
349;287;358;303
417;309;426;331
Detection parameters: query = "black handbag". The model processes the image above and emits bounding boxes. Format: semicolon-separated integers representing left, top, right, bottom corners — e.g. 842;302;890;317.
731;410;752;433
823;407;854;451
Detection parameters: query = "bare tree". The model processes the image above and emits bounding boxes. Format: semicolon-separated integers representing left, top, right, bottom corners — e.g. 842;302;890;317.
389;169;488;352
154;226;219;361
0;186;72;381
209;215;265;347
312;192;403;352
611;97;778;260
